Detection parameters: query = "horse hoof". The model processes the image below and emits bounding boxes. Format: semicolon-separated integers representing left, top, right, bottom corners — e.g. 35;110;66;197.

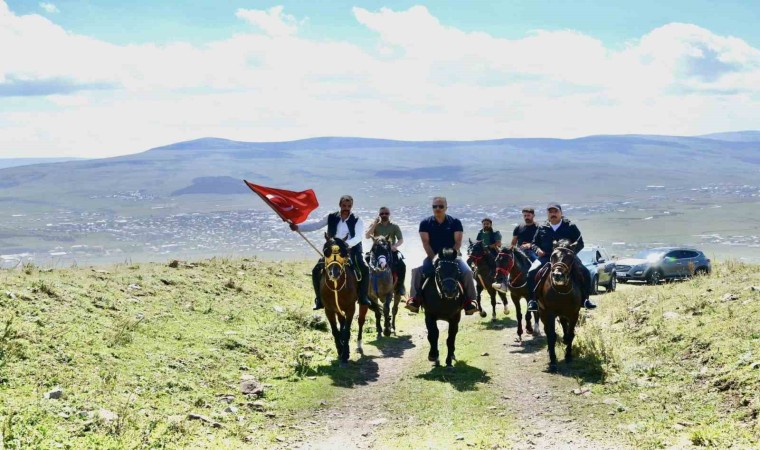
445;365;454;372
479;311;488;318
434;359;441;367
548;363;558;373
383;329;391;337
428;354;438;362
339;361;349;369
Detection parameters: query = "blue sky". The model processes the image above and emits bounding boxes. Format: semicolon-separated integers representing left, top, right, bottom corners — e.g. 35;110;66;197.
1;1;758;157
7;0;759;47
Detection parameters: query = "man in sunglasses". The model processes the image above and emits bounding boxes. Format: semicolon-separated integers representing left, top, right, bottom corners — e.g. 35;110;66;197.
525;203;597;312
405;197;479;315
365;206;407;298
290;195;373;310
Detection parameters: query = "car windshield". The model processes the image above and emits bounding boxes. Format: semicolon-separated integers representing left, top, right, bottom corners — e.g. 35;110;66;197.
633;249;666;262
577;249;595;264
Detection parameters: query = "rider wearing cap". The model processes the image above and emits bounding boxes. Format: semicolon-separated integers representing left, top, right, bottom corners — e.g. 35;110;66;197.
525;203;597;311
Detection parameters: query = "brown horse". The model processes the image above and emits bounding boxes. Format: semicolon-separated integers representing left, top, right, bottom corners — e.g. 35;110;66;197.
467;239;507;320
537;239;583;373
493;246;539;342
357;235;398;350
421;248;464;369
320;235;357;368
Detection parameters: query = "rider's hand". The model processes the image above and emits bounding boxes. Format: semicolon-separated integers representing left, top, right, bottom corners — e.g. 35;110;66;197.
520;243;531;249
289;223;299;231
391;245;398;252
375;216;382;224
536;248;545;257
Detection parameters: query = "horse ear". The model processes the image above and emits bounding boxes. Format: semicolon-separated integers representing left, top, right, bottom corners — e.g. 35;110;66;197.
552;240;558;248
324;232;329;241
384;234;390;241
468;238;473;245
343;234;349;242
570;240;579;250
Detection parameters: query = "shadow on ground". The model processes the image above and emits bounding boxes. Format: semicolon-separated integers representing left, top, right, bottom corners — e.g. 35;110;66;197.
368;334;416;358
314;354;381;388
415;360;491;392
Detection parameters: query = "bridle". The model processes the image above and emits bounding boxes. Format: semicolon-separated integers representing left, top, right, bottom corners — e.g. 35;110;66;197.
435;259;463;301
549;247;576;295
368;241;393;274
323;242;348;293
495;248;526;289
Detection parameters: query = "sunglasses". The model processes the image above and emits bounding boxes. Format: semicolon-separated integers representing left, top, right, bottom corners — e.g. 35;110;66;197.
432;205;445;209
379;213;389;216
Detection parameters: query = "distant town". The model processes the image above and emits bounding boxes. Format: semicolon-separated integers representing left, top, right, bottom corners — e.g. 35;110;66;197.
1;181;757;269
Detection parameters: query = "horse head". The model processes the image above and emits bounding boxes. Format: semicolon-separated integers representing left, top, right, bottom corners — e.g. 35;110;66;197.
550;239;577;286
323;234;349;281
370;235;392;271
435;248;462;301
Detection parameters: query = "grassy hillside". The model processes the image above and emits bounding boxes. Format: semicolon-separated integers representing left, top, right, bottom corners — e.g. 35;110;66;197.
0;258;758;449
576;261;760;448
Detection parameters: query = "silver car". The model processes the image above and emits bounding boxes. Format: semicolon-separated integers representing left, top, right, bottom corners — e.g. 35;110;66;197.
615;247;711;284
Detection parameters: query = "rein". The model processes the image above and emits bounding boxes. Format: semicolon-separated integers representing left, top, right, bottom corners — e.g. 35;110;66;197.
496;250;526;289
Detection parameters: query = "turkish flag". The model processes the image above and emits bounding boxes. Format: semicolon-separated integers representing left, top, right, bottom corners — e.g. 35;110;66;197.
244;180;319;224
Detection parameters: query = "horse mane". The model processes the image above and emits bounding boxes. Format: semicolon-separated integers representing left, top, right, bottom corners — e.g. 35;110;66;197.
511;246;531;273
439;248;457;261
554;239;573;249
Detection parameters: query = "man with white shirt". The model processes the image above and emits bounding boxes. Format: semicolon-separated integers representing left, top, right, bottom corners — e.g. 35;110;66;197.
525;202;597;311
290;195;372;310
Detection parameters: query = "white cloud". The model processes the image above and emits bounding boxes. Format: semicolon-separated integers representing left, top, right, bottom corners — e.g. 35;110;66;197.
0;2;758;157
38;2;58;14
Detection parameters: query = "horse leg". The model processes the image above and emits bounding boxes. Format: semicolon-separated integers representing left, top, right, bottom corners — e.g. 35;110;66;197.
425;314;440;366
544;312;558;373
375;294;384;340
339;313;353;367
564;316;578;364
391;292;400;335
499;291;509;316
511;292;523;342
490;288;497;321
446;317;460;369
382;291;392;337
357;304;368;353
560;318;570;345
326;311;341;360
476;281;485;315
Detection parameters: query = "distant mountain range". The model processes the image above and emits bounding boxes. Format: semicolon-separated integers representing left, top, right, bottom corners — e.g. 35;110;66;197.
0;132;757;215
0;157;84;170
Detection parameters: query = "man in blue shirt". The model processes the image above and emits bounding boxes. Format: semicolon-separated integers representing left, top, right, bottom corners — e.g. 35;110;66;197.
405;196;479;315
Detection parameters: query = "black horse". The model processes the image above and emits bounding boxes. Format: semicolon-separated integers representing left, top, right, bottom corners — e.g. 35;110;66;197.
421;248;465;369
494;246;539;341
537;239;583;373
467;239;508;320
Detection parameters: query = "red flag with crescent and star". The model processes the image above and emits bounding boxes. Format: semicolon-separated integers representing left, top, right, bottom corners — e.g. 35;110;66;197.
243;180;319;224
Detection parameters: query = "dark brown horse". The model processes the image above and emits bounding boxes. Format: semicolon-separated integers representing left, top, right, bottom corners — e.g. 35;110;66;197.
537;239;583;373
358;235;398;350
320;235;357;367
421;248;464;369
467;239;507;320
493;246;539;342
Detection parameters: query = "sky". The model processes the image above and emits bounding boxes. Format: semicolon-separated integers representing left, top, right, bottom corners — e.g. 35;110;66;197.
1;1;758;158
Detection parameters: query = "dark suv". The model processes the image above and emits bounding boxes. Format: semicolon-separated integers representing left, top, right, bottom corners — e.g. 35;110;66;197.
615;247;711;284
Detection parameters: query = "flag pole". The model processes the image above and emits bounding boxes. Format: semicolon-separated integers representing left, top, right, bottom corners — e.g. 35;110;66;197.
288;220;324;257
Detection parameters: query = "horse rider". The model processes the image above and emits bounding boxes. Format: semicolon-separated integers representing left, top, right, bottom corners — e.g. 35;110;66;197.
405;196;479;315
494;207;539;292
525;203;597;312
512;207;539;262
290;195;372;310
475;217;501;272
364;206;407;299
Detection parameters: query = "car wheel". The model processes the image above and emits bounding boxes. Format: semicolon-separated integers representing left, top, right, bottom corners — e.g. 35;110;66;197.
592;275;599;295
608;275;617;292
647;270;663;285
694;267;709;277
618;278;627;284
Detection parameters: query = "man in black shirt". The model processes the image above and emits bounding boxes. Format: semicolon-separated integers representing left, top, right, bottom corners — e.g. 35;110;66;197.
405;196;479;315
512;207;539;261
525;203;597;311
494;207;538;293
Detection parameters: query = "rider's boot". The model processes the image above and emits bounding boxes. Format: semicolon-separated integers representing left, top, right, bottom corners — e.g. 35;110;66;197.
464;298;479;315
583;298;597;309
527;296;538;312
405;296;420;313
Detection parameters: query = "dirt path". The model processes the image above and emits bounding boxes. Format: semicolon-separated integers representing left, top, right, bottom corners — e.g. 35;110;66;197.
293;307;629;450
